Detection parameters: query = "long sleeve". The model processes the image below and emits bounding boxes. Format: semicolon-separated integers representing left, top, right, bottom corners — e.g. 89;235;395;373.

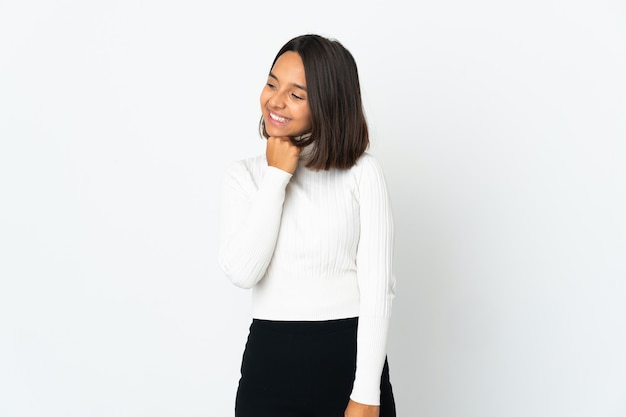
218;152;396;405
350;155;395;405
218;158;292;288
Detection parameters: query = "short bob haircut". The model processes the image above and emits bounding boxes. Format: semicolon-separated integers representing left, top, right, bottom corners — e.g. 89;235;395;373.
260;34;369;170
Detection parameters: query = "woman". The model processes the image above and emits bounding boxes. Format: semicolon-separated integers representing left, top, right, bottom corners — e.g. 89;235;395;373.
218;34;396;417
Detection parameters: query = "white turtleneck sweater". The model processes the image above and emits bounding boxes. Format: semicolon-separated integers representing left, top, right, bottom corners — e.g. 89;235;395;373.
218;150;395;405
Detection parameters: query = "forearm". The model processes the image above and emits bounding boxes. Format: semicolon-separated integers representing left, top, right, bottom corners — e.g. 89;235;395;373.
218;164;292;288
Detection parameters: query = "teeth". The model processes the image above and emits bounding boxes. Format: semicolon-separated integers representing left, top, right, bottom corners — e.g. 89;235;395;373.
270;112;288;123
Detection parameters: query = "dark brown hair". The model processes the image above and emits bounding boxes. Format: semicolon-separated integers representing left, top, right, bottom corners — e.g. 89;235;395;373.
260;34;369;170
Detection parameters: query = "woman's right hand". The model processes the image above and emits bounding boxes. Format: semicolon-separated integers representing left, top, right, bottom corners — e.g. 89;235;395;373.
266;136;301;174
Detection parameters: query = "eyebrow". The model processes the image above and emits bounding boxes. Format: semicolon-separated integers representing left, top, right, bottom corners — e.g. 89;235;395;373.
269;71;307;91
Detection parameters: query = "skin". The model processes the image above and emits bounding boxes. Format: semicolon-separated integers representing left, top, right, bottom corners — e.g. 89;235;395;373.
260;50;381;417
260;51;311;174
345;400;380;417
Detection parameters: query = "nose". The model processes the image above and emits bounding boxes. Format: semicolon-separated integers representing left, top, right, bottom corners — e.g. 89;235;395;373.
268;90;287;109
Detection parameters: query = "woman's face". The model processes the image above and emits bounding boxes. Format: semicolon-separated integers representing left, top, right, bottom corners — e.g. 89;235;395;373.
260;51;313;138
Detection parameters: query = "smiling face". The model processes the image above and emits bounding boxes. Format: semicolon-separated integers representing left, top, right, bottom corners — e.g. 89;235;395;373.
260;51;313;139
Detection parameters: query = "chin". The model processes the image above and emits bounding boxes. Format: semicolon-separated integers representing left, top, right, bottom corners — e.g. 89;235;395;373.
266;127;293;138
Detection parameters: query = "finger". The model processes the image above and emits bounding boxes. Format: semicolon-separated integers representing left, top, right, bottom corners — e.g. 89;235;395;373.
268;136;293;145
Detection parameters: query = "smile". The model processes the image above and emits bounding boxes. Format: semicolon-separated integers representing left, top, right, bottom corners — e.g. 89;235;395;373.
269;112;290;123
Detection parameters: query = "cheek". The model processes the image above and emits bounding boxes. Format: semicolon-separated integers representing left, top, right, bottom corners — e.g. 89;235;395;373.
300;106;313;126
259;90;270;108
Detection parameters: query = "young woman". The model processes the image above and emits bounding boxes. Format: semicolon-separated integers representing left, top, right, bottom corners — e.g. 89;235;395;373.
218;34;396;417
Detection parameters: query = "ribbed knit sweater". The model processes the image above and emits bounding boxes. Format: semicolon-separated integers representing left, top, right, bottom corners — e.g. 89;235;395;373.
218;150;395;405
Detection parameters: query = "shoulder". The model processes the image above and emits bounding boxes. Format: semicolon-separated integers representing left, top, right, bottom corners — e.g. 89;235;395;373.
352;152;387;181
351;152;392;205
355;152;383;169
221;153;266;190
223;153;265;178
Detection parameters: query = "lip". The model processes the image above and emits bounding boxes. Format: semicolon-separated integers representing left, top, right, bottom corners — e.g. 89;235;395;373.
267;110;291;126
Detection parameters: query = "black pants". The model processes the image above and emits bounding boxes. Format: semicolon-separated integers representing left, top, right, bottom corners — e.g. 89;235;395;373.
235;318;396;417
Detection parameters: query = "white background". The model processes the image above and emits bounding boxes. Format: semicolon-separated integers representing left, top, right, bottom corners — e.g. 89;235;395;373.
1;1;625;416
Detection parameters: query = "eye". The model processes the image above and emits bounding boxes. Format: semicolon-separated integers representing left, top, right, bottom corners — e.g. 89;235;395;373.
291;93;305;100
266;82;276;89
